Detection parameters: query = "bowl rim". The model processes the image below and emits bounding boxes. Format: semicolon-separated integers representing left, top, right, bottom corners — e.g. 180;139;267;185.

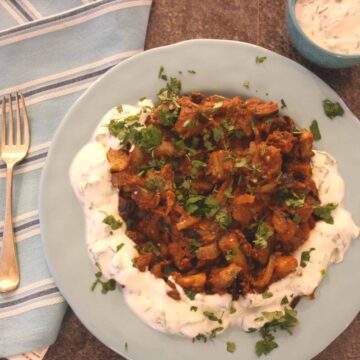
287;0;360;60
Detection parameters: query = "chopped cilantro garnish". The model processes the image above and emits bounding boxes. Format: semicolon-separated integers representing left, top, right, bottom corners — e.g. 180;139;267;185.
116;243;124;252
203;132;215;150
292;214;301;224
320;268;327;276
185;195;219;218
203;311;223;324
158;65;167;80
224;188;233;198
323;99;344;119
215;209;232;229
158;107;178;127
246;328;257;333
252;163;261;175
185;289;197;300
146;176;165;192
209;326;224;339
313;203;337;224
212;127;224;142
192;334;207;343
225;249;237;262
189;238;202;253
285;196;305;209
309;119;321;141
256;56;267;64
262;291;273;299
253;221;273;249
281;296;289;305
300;247;315;268
227;342;236;353
116;105;123;113
255;308;299;356
103;215;122;230
188;70;196;74
280;99;287;109
91;271;117;294
138;159;166;176
190;306;198;312
230;304;236;314
158;77;182;104
235;157;248;168
137;125;162;151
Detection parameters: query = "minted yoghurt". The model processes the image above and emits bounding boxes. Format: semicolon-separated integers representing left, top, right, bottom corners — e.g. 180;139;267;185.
70;102;359;338
295;0;360;55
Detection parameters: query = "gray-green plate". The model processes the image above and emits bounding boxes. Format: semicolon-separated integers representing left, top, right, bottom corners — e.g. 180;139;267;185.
40;40;360;360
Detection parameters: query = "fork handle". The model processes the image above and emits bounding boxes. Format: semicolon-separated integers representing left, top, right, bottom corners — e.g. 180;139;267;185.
0;164;20;292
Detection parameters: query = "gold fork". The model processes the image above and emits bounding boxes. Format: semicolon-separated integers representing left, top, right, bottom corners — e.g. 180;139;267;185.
0;93;30;292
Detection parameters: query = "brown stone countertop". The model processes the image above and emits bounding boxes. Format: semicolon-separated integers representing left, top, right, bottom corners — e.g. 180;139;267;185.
44;1;360;359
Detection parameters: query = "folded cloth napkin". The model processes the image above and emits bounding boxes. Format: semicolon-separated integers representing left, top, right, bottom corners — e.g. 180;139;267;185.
0;0;152;357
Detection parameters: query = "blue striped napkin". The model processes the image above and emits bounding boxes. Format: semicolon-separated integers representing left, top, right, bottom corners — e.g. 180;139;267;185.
0;0;152;357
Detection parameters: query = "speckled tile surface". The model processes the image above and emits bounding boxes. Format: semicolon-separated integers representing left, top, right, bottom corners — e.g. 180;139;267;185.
44;1;360;359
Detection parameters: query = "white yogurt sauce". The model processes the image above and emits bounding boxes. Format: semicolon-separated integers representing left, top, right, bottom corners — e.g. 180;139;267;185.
295;0;360;55
70;103;359;338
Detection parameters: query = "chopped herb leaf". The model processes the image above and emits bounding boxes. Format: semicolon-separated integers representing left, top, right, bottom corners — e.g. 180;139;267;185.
215;209;232;229
314;203;337;224
256;56;267;64
188;70;196;74
262;291;273;299
255;308;299;356
137;125;162;151
281;296;289;305
320;268;327;276
146;176;165;192
158;77;182;104
255;335;278;356
192;334;207;343
254;221;273;249
158;65;167;80
246;328;257;333
243;80;250;89
212;127;224;142
203;311;223;324
116;105;123;113
230;304;237;314
292;214;301;224
158;107;178;127
190;306;198;312
189;238;202;253
185;289;197;300
235;157;248;168
138;159;166;176
280;99;287;109
323;99;344;119
285;196;305;209
116;243;124;252
209;326;224;339
300;247;315;267
225;249;237;262
91;272;117;294
103;215;122;230
310;119;321;141
227;342;236;353
224;188;233;198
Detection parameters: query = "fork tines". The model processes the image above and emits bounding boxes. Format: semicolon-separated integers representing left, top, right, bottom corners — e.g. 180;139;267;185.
1;93;29;148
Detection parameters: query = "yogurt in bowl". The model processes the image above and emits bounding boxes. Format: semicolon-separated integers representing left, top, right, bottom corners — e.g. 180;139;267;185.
286;0;360;68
